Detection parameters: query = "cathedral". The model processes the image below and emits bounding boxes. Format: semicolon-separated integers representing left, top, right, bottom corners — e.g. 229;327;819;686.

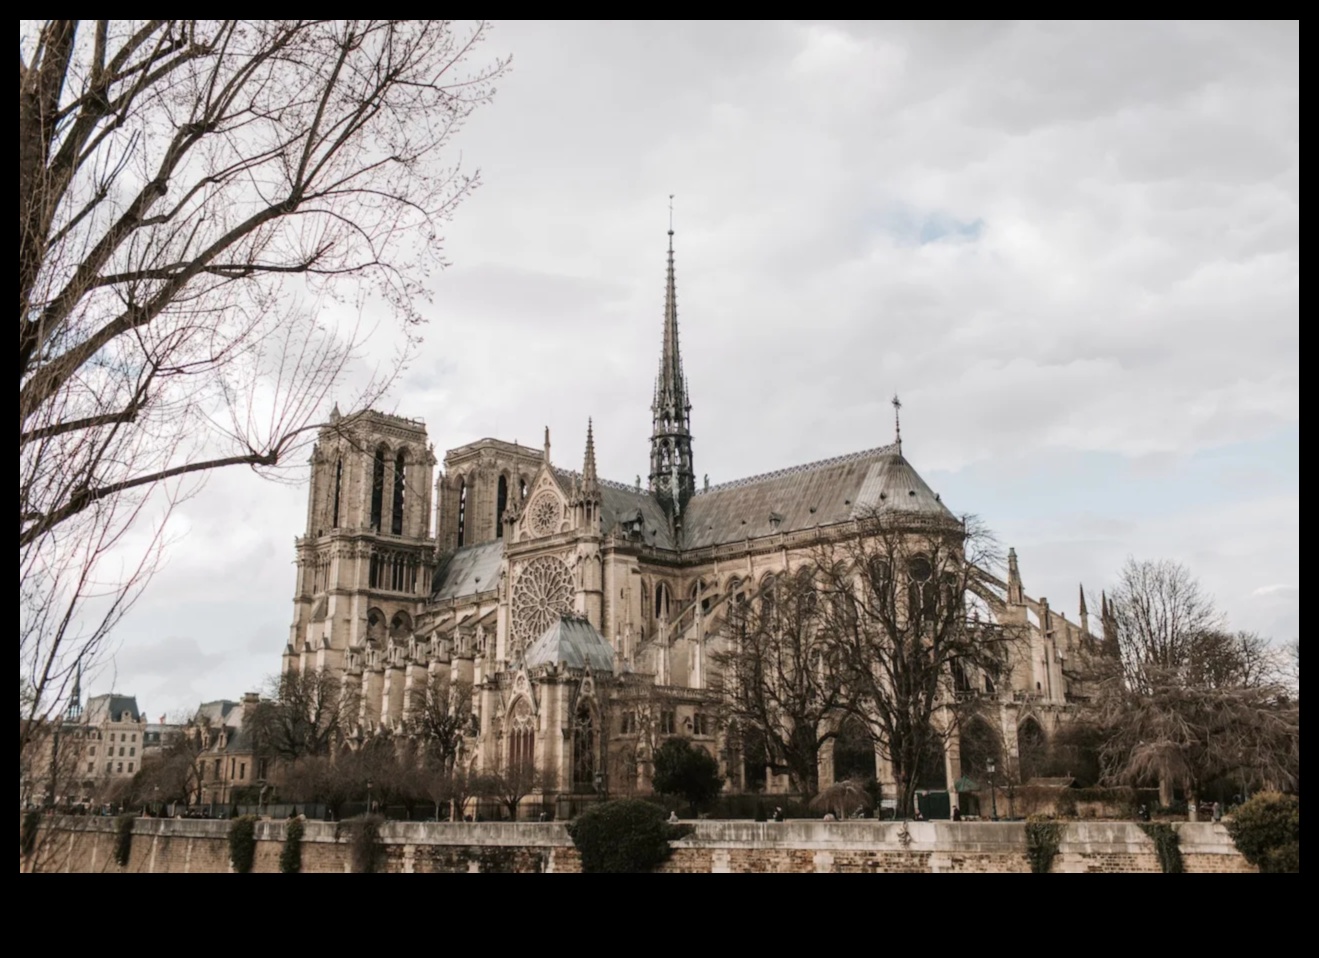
283;228;1105;812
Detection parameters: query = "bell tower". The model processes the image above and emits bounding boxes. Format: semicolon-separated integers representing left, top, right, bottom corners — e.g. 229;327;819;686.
286;408;436;675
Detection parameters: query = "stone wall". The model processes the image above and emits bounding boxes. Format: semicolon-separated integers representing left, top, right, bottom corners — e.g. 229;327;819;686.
20;817;1254;874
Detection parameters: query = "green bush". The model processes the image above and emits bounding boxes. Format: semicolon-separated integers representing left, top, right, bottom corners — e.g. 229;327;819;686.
227;815;259;873
1227;792;1299;873
113;814;135;868
1139;822;1183;874
652;738;723;814
280;819;305;874
337;814;386;873
21;809;41;859
1025;816;1062;874
567;799;691;873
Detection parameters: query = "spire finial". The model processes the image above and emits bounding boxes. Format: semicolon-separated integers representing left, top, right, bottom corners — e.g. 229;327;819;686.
668;194;675;240
543;426;551;463
583;418;598;491
891;394;903;453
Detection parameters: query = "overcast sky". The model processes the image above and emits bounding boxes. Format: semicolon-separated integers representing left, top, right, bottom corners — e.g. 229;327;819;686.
90;21;1298;720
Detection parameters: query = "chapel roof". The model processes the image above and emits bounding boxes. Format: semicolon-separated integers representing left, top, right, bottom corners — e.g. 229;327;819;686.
524;615;616;672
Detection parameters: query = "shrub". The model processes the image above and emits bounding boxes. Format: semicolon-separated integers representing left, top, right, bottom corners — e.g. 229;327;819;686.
228;815;259;874
338;814;386;873
21;809;41;860
566;799;691;873
1024;815;1062;874
1139;822;1183;874
280;819;305;874
652;738;724;814
1227;792;1299;873
113;814;135;868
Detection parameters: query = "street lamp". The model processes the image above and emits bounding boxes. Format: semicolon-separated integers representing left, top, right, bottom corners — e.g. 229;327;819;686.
987;759;999;821
365;779;373;816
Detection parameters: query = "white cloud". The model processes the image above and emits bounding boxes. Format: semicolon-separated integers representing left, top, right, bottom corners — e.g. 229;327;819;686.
96;20;1297;715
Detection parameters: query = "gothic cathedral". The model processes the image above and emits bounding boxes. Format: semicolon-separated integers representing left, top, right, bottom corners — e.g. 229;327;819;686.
284;228;1105;810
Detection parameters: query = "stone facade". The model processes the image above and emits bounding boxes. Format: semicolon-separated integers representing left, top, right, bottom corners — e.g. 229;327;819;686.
280;230;1110;811
22;818;1255;874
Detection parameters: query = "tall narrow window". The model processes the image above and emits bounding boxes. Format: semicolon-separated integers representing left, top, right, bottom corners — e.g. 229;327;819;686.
370;447;386;531
391;451;406;535
496;475;508;538
519;477;528;501
332;459;343;528
457;479;468;547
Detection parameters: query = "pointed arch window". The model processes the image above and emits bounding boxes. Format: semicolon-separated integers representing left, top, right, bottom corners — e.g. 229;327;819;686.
332;459;343;529
370;447;386;532
391;451;407;535
496;475;508;538
457;478;468;547
572;703;597;792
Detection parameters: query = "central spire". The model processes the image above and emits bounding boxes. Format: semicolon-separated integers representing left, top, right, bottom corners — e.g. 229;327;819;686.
649;205;695;523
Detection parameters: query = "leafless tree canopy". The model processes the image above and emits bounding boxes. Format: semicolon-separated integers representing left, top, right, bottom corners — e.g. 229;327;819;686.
712;570;848;797
1108;558;1223;692
1093;558;1299;803
404;673;474;773
814;514;1022;815
251;670;358;761
19;20;507;746
713;513;1024;814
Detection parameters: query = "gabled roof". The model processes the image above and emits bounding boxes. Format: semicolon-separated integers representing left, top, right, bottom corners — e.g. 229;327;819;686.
683;445;954;549
433;540;504;600
524;615;616;672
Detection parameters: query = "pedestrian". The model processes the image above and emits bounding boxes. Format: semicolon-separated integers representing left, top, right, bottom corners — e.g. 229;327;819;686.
1212;801;1222;823
667;810;679;824
772;806;784;822
951;806;962;822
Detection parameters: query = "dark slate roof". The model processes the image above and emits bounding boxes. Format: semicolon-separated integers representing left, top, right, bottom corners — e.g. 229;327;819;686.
195;700;240;728
683;445;954;549
524;615;616;672
85;693;141;724
433;540;504;600
599;483;678;550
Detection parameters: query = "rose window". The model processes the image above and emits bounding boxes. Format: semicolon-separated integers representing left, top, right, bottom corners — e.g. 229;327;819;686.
528;491;562;537
511;555;573;646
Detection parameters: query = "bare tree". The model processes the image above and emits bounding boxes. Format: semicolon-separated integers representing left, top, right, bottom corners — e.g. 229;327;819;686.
1091;559;1299;810
710;571;847;797
1107;558;1223;692
480;757;542;821
812;514;1024;818
250;670;357;762
405;673;474;774
18;20;508;757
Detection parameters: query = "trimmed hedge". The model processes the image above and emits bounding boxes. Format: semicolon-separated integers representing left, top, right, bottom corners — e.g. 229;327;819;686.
1227;792;1299;873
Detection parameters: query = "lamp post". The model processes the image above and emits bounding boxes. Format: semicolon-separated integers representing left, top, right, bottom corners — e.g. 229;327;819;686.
987;759;999;821
366;779;374;816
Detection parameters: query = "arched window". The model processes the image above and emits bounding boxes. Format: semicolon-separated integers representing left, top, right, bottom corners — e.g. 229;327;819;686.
496;475;508;538
370;446;387;531
391;450;407;535
519;476;528;501
332;458;343;529
1018;717;1048;781
573;703;597;792
457;478;468;547
508;699;535;775
654;582;670;622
